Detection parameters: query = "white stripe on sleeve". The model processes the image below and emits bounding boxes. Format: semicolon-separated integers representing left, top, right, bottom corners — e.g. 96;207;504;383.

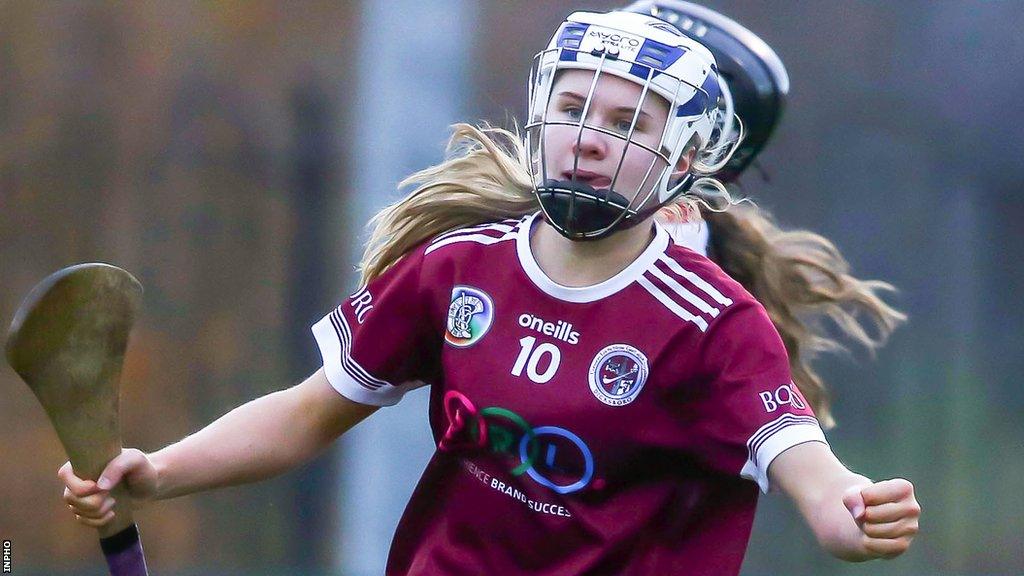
740;414;829;494
312;313;426;406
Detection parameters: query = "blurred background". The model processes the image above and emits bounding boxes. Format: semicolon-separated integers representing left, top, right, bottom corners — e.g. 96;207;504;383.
1;1;1021;574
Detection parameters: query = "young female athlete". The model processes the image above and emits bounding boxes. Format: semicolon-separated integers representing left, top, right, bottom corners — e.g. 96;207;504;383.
59;9;920;575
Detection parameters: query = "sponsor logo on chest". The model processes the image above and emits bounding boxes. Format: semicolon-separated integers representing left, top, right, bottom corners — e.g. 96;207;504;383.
439;390;598;497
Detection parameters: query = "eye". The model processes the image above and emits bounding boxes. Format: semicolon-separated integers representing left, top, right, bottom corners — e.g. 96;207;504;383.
614;118;635;133
563;106;583;121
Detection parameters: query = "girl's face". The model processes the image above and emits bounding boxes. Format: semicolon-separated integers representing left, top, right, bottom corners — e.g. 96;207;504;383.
540;69;689;208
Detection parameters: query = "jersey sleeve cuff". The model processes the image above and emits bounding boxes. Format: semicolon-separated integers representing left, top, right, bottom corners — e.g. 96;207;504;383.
740;414;829;494
311;310;424;407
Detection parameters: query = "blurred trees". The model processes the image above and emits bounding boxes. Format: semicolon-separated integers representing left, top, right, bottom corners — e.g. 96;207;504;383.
1;1;355;571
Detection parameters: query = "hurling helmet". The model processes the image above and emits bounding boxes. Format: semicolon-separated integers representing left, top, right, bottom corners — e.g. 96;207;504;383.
526;10;735;240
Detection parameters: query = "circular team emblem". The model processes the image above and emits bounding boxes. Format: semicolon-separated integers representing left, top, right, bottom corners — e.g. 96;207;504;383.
445;286;494;348
588;344;649;407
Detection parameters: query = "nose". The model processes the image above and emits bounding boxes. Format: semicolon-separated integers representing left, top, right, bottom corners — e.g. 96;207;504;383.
571;127;608;160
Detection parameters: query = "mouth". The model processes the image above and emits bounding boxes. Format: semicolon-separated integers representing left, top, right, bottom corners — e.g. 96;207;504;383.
562;170;612;189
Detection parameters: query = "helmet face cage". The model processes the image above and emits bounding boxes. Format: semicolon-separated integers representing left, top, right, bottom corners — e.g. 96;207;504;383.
526;11;721;241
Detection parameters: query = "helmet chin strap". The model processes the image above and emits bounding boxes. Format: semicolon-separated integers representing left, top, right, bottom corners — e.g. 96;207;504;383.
536;173;695;241
537;179;635;241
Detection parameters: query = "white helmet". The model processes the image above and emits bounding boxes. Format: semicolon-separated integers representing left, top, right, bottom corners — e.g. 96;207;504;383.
526;10;728;240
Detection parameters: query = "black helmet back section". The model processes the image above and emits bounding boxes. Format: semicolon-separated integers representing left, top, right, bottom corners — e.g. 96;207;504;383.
623;0;788;182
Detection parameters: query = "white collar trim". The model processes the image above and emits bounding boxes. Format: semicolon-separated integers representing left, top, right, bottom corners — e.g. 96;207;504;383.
515;212;669;303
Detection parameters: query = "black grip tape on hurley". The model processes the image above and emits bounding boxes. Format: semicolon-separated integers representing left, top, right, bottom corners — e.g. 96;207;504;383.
99;523;141;555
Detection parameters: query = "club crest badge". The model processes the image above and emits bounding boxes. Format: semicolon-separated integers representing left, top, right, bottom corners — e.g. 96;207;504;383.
445;286;494;348
589;344;649;406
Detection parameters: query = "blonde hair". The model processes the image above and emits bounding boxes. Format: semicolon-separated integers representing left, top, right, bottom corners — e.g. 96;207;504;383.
701;205;906;428
358;124;537;285
357;123;904;426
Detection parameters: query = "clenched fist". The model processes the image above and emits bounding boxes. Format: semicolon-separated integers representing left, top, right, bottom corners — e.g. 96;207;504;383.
842;478;920;559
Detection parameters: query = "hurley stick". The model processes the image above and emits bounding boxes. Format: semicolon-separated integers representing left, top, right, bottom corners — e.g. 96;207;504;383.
5;263;149;575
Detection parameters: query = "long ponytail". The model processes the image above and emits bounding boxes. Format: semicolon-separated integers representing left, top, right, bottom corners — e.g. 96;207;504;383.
702;204;906;428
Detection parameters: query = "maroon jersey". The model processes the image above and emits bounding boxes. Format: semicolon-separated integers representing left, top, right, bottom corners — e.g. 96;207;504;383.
312;212;826;575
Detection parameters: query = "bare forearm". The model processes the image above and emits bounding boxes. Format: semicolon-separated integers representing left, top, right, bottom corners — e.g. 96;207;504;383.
808;471;875;561
149;388;333;500
773;442;921;562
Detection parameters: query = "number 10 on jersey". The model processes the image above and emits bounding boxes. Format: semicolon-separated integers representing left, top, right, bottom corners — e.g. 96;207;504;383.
512;336;561;384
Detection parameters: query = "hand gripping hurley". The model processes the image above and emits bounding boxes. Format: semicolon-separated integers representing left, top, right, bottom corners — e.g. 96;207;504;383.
5;263;149;576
